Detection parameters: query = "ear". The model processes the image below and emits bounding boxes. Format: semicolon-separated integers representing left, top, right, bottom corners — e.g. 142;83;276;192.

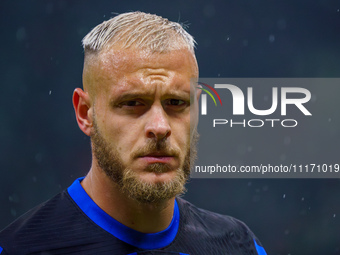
73;88;93;136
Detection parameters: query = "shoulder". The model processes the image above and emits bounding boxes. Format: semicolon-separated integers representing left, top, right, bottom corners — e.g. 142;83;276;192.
175;197;266;254
0;191;70;234
176;197;254;235
0;190;106;255
0;191;70;254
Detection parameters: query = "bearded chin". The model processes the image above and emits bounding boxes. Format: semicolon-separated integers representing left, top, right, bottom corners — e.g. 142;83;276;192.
91;119;199;204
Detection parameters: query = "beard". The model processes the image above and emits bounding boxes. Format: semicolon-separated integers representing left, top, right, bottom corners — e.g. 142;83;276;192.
91;118;199;204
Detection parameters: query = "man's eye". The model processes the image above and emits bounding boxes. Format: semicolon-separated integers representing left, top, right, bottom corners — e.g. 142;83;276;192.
123;101;143;107
168;99;185;106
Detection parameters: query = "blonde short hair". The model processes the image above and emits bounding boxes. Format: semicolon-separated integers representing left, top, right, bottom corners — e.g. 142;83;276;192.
82;11;196;55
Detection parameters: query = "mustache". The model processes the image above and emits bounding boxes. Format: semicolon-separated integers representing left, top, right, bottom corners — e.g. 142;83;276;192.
132;139;180;158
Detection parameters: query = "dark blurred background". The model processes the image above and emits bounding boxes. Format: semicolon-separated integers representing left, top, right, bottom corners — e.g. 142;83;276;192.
1;1;340;254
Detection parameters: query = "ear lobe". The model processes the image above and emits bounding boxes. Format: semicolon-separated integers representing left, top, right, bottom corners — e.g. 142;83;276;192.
73;88;92;136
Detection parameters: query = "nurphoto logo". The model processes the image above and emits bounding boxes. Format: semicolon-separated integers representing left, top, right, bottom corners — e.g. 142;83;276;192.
197;82;223;115
198;79;312;128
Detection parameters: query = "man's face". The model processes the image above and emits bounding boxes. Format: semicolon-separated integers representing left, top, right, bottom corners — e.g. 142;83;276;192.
85;47;199;203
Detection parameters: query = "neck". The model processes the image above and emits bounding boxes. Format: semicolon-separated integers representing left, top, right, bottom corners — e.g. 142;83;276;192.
81;166;175;233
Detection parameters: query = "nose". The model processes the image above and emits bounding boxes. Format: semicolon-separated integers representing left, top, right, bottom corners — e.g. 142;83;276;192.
144;105;171;140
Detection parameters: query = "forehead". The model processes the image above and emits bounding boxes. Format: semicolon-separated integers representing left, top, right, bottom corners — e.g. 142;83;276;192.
89;47;198;95
99;46;197;72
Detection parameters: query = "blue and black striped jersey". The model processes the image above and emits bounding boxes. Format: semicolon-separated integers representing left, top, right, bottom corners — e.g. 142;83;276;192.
0;178;266;255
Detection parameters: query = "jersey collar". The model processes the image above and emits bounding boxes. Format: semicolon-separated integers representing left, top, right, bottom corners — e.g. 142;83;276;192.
67;177;180;250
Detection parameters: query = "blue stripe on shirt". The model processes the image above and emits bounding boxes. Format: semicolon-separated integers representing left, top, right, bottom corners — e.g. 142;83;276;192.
254;239;267;255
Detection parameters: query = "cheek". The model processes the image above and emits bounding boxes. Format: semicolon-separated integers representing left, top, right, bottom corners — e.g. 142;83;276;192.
173;117;191;147
108;118;144;153
96;113;126;150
